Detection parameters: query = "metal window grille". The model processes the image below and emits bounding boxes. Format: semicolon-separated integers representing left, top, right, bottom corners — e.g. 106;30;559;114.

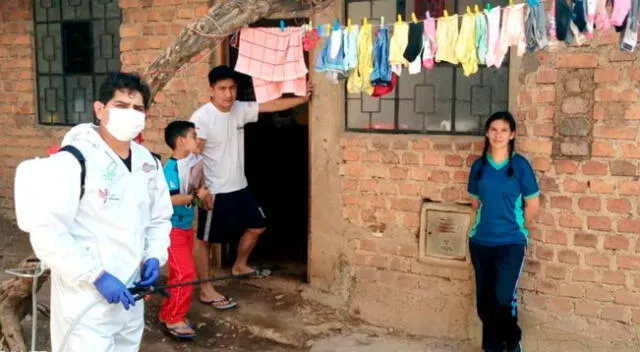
345;0;509;135
34;0;122;125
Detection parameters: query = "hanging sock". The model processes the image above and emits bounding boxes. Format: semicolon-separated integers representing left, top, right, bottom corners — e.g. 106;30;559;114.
585;0;597;38
404;22;425;62
371;25;392;86
475;10;488;65
621;0;640;51
573;0;588;32
556;0;573;41
347;23;374;95
595;0;612;32
495;4;527;68
611;0;632;26
389;21;410;76
455;12;478;76
435;15;460;65
484;6;501;67
423;16;438;69
525;4;549;52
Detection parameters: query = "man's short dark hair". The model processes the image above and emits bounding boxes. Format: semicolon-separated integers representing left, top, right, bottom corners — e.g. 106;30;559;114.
98;72;152;109
208;65;238;87
164;120;195;150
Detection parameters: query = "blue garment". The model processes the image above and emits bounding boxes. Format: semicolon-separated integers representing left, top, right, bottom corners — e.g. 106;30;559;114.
163;157;195;229
315;30;346;84
371;26;392;85
467;153;540;246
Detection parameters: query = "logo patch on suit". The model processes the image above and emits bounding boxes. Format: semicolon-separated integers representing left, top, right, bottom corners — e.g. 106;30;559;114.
142;162;156;173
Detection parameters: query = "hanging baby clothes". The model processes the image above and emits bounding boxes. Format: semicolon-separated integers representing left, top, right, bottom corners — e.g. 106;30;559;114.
573;0;588;32
548;0;558;41
621;0;640;51
555;0;572;41
371;25;392;86
611;0;631;26
405;22;425;75
585;0;597;38
435;15;459;65
423;15;438;69
595;0;612;32
484;6;501;68
389;21;410;75
303;28;320;51
525;3;549;52
235;27;307;103
455;12;478;76
347;23;374;95
475;10;488;65
315;29;346;84
343;25;360;72
494;4;526;68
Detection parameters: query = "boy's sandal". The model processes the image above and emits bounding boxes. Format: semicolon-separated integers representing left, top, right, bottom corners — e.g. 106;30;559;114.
199;296;238;310
160;322;196;340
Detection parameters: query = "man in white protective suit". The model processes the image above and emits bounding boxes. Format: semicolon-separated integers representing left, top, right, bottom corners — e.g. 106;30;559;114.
28;72;173;351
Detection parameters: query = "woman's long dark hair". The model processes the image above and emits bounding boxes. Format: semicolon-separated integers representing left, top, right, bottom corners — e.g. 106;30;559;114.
475;111;516;181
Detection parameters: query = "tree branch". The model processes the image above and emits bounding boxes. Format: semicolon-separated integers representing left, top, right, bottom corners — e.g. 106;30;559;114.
143;0;335;100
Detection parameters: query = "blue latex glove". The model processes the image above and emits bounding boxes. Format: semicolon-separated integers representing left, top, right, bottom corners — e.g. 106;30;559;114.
135;258;160;287
94;271;136;310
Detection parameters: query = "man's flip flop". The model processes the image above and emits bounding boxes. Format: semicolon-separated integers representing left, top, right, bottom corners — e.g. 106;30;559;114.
199;296;238;310
244;268;272;278
160;322;196;340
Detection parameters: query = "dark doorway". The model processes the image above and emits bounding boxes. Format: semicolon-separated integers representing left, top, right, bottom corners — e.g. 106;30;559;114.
224;18;309;280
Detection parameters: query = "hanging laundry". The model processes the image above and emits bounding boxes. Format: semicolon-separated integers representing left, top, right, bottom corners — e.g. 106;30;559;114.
404;22;425;62
455;12;478;76
371;73;397;97
303;28;320;51
586;0;597;38
548;0;558;41
315;29;347;84
475;10;488;65
235;27;307;104
371;25;392;86
555;0;573;41
389;20;410;75
417;0;447;19
567;20;588;44
573;0;588;32
343;25;360;72
595;0;612;32
621;0;640;51
611;0;631;26
347;23;374;94
495;4;526;68
484;6;501;67
408;49;423;74
435;15;459;65
423;16;438;69
525;4;549;52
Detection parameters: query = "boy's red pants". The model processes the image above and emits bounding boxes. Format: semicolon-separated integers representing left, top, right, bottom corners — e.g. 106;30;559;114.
159;227;196;324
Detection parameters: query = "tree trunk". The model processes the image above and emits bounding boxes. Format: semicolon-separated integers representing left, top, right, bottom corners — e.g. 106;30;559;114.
144;0;334;99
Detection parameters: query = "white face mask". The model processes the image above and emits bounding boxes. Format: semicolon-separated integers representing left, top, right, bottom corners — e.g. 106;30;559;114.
104;107;146;142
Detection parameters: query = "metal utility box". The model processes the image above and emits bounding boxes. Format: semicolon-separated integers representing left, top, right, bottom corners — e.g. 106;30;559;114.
419;202;477;262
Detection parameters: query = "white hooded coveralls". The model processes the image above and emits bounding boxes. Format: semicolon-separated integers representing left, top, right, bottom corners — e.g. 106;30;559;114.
28;124;172;352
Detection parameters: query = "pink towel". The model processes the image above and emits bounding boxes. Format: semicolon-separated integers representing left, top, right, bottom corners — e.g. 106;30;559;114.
235;27;308;103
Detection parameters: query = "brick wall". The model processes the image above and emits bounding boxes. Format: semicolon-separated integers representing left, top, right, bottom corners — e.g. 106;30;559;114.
0;0;211;219
335;31;640;346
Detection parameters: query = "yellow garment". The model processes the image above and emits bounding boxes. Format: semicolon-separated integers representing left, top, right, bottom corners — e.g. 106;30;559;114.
435;15;459;65
388;21;409;75
455;13;478;76
347;23;374;95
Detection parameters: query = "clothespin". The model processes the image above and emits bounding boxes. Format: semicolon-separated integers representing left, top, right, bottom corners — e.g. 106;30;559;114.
444;9;449;18
309;20;313;28
380;16;385;26
474;4;480;14
333;18;340;31
317;24;322;37
411;12;418;23
486;2;492;11
280;20;285;32
466;5;472;14
347;18;352;32
363;17;368;27
425;11;430;19
397;14;402;23
326;22;331;34
509;0;514;6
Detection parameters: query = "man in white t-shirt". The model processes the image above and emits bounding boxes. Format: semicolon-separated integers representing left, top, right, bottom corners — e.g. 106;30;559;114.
191;65;311;307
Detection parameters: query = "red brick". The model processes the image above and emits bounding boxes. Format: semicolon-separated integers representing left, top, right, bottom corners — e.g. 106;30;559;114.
633;309;640;324
594;67;621;83
601;305;629;323
524;293;548;310
341;148;361;161
362;151;381;162
602;270;627;286
547;296;573;313
604;235;629;250
554;160;578;174
592;141;617;157
360;208;376;222
558;249;579;264
342;179;358;191
556;53;598;68
382;151;400;164
618;219;640;234
573;268;597;282
423;153;441;165
559;214;582;229
343;195;366;206
586;285;612;301
589;180;615;194
618;255;640;270
360;239;378;253
360;180;377;192
392;140;409;150
398;245;418;258
536;245;555;261
539;177;559;192
546;264;567;279
625;104;640;120
622;88;640;102
379;181;398;195
621;144;640;159
629;67;640;81
401;152;420;165
563;178;588;193
575;301;600;317
398;183;420;196
367;165;388;179
574;233;598;248
535;280;558;294
536;68;557;83
620;181;640;195
529;227;543;241
587;216;612;231
401;212;420;228
546;230;567;245
585;252;611;267
389;167;408;180
411;139;431;150
453;171;469;184
352;252;370;265
430;170;450;183
578;197;600;211
389;256;411;272
445;154;464;167
343;164;365;178
582;161;608;176
532;157;551;172
533;123;554;137
524;259;541;274
610;160;637;176
518;139;553;154
550;196;572;209
369;255;389;269
409;167;429;181
608;199;632;214
560;283;585;298
389;198;422;212
593;126;637;140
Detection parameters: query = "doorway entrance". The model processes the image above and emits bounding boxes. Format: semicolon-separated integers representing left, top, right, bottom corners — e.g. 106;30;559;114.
223;19;310;281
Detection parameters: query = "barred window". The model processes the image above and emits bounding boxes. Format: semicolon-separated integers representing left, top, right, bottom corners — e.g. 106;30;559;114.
345;0;509;135
34;0;122;125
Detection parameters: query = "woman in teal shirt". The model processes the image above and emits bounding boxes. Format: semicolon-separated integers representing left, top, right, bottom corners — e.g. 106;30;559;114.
467;111;541;352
